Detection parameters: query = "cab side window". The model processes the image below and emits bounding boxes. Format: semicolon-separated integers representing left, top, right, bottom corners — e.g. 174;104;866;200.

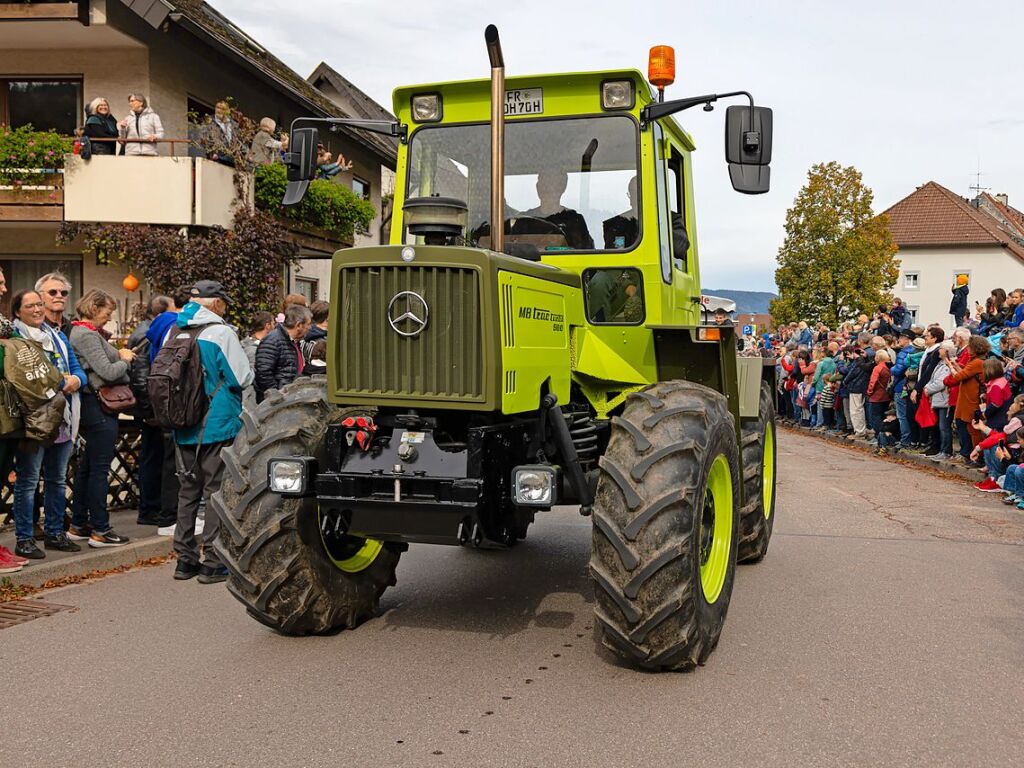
652;123;672;284
667;152;689;271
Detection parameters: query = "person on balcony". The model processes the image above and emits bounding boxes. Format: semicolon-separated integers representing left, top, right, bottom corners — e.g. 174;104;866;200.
68;290;135;548
204;100;243;167
119;93;164;157
83;97;119;156
248;117;284;166
10;289;86;561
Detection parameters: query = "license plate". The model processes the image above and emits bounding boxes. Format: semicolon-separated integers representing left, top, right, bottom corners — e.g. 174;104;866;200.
505;88;543;116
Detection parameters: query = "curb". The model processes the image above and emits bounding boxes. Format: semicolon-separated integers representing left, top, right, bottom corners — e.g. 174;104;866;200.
779;423;982;484
5;535;173;589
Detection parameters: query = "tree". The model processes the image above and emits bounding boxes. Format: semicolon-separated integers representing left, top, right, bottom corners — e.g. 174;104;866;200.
770;162;899;327
58;210;299;328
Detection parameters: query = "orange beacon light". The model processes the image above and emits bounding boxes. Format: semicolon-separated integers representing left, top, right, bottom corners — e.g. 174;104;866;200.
648;45;676;97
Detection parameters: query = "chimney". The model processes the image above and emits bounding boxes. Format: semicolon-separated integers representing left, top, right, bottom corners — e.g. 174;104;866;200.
995;193;1009;207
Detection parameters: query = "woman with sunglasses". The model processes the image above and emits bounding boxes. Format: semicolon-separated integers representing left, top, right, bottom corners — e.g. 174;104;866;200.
34;272;73;338
10;289;86;560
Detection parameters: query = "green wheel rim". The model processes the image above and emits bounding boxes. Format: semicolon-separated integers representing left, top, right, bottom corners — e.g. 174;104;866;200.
318;510;384;573
762;422;775;519
699;454;733;604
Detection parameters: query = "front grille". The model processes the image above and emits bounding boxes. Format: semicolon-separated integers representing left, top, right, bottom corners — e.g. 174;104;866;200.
337;266;484;401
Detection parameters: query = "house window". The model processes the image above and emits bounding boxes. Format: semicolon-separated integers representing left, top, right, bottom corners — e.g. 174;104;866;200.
352;176;371;200
293;277;318;304
903;272;919;290
0;257;82;319
1;79;82;135
906;306;919;323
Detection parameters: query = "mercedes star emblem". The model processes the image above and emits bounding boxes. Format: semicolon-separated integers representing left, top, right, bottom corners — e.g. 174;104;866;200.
387;291;429;337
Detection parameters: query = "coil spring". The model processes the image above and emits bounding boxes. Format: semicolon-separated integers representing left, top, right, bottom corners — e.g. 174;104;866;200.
567;411;599;470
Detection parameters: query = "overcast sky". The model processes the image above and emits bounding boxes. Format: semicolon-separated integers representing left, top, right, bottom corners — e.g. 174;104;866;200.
211;0;1024;292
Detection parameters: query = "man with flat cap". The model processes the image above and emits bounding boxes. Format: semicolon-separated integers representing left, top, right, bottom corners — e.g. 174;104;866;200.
171;280;254;583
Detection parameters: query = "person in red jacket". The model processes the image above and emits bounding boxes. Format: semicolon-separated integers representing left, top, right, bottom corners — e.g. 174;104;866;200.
867;349;893;453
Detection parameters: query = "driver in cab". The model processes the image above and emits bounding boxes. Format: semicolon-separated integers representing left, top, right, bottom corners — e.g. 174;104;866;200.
512;168;594;250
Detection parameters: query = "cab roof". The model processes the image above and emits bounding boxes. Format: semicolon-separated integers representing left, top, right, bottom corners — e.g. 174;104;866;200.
393;68;696;151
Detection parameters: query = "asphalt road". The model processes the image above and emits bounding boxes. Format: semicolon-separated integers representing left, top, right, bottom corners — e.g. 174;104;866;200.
2;431;1022;768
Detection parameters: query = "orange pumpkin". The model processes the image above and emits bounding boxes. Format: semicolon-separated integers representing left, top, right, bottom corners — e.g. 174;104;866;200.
122;273;140;293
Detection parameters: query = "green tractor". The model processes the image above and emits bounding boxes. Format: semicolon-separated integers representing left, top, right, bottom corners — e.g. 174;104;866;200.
213;26;777;671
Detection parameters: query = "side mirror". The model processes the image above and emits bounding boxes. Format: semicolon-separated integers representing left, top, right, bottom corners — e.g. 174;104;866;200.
282;126;319;206
725;105;772;194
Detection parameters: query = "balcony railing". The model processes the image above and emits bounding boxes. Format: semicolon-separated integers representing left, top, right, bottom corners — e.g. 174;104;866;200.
0;1;84;21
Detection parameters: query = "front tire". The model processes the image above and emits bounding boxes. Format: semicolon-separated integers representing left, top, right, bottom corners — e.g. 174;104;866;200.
590;381;740;671
212;377;401;635
737;382;777;563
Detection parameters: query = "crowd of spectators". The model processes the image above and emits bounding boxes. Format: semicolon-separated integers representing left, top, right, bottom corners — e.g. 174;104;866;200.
0;270;331;577
769;279;1024;503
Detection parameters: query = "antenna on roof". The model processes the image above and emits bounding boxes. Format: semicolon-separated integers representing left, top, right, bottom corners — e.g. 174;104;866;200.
969;158;990;200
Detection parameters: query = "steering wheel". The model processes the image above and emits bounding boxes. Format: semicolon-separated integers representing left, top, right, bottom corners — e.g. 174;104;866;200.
508;214;571;244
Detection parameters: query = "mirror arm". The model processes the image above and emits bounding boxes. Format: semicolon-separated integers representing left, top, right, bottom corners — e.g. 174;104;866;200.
641;90;754;128
287;116;409;142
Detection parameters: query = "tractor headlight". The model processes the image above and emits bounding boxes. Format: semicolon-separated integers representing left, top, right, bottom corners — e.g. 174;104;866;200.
411;93;442;122
512;465;560;506
268;457;316;495
601;80;634;110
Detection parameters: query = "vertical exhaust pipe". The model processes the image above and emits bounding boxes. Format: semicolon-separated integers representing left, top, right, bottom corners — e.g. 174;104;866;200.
485;24;505;253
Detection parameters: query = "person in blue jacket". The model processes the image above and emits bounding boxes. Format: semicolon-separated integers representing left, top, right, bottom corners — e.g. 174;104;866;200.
169;281;253;584
890;330;915;448
949;275;969;327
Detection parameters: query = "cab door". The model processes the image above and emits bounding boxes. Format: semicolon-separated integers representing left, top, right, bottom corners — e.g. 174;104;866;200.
667;142;699;324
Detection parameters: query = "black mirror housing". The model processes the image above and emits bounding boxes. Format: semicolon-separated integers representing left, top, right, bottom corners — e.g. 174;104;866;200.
286;126;319;181
728;163;770;195
725;105;772;165
282;126;319;206
725;105;772;194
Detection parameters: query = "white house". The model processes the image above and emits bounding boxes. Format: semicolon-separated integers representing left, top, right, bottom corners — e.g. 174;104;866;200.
884;182;1024;330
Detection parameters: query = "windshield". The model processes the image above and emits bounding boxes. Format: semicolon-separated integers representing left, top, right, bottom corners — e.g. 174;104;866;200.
405;115;640;253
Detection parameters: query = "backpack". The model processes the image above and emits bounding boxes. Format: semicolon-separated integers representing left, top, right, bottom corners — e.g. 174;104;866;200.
1;337;67;443
147;327;209;429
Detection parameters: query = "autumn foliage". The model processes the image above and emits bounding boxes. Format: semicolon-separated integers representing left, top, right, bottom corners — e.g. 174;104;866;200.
770;162;899;327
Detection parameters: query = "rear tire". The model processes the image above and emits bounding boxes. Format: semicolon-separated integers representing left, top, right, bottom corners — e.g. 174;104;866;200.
590;381;740;671
738;382;777;563
212;377;401;635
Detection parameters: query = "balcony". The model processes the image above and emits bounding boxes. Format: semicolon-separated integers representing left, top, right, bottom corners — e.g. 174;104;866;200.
63;154;251;228
1;154;252;229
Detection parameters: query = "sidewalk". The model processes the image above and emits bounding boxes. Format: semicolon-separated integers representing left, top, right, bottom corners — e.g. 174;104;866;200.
0;507;173;588
781;422;982;484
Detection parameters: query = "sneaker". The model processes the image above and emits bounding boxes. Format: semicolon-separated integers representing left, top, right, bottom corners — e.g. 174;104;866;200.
44;532;81;552
173;560;200;581
15;539;44;559
197;564;228;584
88;529;130;548
136;513;164;526
157;524;176;537
923;448;939;456
0;544;28;566
0;555;21;574
1002;495;1020;505
929;453;950;462
974;478;1001;492
66;524;92;541
877;448;888;456
1017;500;1024;511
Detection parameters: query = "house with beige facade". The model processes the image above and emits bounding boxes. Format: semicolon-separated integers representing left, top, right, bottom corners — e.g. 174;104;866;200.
0;0;396;321
884;181;1024;329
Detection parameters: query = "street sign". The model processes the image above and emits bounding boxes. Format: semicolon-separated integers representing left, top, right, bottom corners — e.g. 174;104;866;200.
742;324;754;336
